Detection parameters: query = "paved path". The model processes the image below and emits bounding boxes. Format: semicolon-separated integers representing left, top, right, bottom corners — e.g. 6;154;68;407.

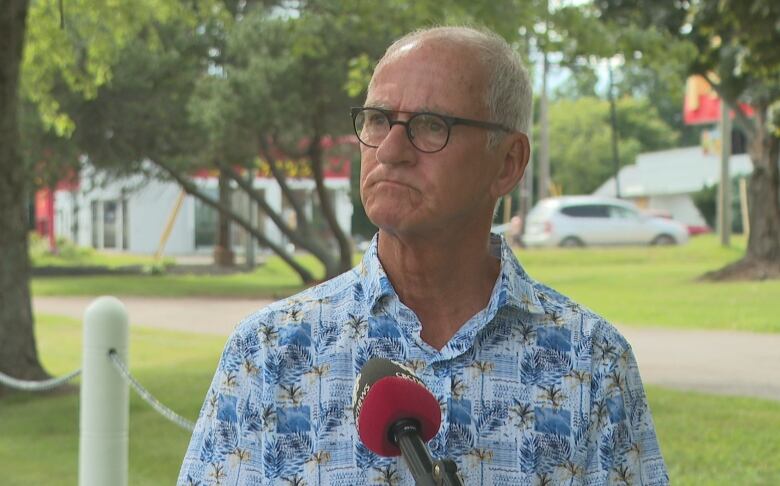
35;296;270;336
34;296;780;402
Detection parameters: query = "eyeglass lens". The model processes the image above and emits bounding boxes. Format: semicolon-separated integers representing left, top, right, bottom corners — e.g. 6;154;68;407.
354;108;450;152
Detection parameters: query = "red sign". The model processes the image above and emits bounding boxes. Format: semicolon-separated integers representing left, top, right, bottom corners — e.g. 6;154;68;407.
684;75;754;125
193;136;357;180
34;188;56;251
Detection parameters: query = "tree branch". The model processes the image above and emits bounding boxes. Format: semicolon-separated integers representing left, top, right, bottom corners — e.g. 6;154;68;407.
308;134;353;273
215;160;333;264
153;159;316;283
703;72;758;137
257;137;311;233
269;130;309;160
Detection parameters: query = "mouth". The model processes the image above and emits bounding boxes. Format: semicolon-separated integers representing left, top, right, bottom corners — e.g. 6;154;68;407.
374;179;413;190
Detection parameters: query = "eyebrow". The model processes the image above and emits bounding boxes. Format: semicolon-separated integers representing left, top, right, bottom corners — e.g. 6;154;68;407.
363;101;392;111
362;103;456;117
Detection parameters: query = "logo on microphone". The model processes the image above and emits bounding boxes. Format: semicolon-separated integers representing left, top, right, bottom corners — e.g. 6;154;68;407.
393;370;425;388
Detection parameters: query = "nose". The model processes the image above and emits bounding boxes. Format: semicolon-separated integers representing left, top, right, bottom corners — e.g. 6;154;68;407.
375;122;416;167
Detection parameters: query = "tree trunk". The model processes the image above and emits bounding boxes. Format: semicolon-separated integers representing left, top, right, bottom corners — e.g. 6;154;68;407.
703;110;780;281
745;127;780;262
1;0;49;396
308;138;353;279
154;160;317;284
217;160;335;267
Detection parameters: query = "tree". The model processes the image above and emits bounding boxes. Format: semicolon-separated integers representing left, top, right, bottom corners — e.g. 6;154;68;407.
1;0;209;393
545;96;677;195
0;0;49;394
33;1;399;283
553;64;599;100
152;0;545;280
594;0;780;279
616;63;701;147
2;0;578;383
177;4;378;280
15;2;330;283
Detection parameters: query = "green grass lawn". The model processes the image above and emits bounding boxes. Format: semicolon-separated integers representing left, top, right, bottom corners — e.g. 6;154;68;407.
32;235;780;332
520;234;780;333
32;252;324;299
1;315;778;485
30;235;175;268
0;315;218;486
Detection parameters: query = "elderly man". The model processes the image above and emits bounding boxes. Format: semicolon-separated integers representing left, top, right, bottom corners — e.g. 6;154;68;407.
179;27;668;485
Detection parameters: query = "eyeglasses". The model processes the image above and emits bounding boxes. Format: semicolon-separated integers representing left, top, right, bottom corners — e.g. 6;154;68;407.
351;107;514;153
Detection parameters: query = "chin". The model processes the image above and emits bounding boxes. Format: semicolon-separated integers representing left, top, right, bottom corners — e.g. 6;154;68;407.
366;210;414;235
367;212;405;232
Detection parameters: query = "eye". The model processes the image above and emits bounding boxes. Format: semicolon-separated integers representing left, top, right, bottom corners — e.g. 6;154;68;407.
365;110;388;127
415;114;447;133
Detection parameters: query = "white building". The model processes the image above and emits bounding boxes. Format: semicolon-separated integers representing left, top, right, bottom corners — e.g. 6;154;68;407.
52;164;353;256
593;146;753;227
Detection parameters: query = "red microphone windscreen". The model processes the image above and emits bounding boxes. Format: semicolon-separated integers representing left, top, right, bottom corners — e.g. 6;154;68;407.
353;358;441;457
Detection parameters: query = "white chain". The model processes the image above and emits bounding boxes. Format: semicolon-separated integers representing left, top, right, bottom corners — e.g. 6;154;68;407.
0;368;81;391
108;350;195;431
0;353;195;432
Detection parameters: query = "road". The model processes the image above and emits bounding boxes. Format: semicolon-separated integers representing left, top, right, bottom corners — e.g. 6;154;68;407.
33;296;780;402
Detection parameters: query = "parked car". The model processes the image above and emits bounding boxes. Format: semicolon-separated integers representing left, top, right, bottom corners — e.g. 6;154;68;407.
522;196;689;247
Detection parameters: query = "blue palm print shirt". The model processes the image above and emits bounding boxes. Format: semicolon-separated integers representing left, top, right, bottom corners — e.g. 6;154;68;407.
179;234;668;485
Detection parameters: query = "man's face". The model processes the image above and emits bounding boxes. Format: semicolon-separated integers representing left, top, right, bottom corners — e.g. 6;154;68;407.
359;41;506;238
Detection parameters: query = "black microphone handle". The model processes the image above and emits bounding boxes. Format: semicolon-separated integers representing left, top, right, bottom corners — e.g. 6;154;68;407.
390;419;464;486
391;419;437;486
431;458;465;486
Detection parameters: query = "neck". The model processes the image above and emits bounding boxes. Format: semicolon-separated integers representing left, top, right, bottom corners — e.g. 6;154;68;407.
376;228;501;350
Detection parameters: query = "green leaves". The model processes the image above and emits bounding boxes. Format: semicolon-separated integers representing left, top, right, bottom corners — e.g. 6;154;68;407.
594;0;780;113
22;0;221;136
544;96;677;195
345;54;373;99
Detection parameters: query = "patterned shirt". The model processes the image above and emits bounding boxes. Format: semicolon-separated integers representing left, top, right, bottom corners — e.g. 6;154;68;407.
178;234;668;485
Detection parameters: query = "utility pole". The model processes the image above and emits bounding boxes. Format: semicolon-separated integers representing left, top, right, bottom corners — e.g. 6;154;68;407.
517;16;536;241
537;0;551;201
245;167;256;269
607;61;621;198
718;101;732;246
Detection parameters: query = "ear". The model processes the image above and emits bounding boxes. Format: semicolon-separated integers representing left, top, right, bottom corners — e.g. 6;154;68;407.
490;132;530;198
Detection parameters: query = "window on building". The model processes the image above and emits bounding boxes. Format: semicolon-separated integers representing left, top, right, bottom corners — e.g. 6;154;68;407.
103;201;117;248
194;188;218;248
122;199;129;250
91;201;99;248
249;188;268;250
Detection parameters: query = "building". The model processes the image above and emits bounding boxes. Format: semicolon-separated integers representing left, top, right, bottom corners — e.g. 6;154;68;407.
593;146;752;228
46;160;353;256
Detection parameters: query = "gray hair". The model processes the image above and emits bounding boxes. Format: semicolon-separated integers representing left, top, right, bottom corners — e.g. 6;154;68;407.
374;26;533;148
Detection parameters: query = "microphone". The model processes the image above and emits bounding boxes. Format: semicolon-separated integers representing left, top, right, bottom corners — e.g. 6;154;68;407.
353;358;463;486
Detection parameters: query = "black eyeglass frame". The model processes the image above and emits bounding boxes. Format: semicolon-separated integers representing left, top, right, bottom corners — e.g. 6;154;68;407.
351;106;515;153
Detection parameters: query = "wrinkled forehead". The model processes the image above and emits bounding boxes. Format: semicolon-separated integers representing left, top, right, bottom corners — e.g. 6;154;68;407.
366;38;489;115
372;36;486;84
377;36;425;67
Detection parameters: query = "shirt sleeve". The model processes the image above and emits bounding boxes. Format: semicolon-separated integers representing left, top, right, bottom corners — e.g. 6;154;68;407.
584;344;669;486
177;326;264;485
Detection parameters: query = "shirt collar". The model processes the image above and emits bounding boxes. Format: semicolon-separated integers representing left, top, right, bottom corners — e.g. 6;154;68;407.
359;232;545;317
493;233;546;315
359;233;395;314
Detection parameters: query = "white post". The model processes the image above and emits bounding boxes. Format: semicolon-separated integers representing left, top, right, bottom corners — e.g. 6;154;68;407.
79;297;129;486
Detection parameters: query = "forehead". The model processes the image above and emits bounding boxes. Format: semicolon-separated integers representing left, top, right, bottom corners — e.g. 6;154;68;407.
366;41;488;116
